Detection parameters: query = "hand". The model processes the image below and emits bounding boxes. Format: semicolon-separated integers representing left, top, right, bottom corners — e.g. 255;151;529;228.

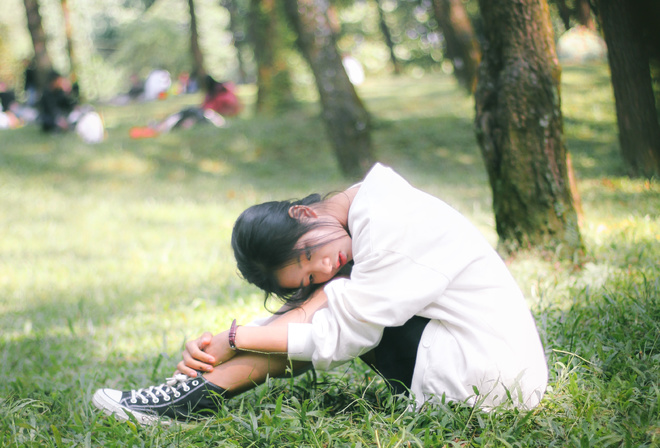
175;331;236;377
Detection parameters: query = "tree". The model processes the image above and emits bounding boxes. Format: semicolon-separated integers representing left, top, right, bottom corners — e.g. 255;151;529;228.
188;0;207;83
249;0;295;112
374;0;402;75
60;0;77;83
283;0;376;179
22;0;53;92
430;0;481;93
574;0;594;29
594;0;660;179
221;0;251;84
553;0;595;30
474;0;583;256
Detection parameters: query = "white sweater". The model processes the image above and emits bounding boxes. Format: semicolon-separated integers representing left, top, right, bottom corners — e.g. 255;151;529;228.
288;164;548;409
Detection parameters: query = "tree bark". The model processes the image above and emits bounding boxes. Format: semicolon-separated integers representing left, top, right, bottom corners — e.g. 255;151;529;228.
595;0;660;178
249;0;295;113
551;0;594;30
431;0;481;93
574;0;594;29
283;0;375;179
59;0;77;83
474;0;583;256
374;0;402;75
221;0;250;84
188;0;207;83
553;0;572;30
22;0;53;92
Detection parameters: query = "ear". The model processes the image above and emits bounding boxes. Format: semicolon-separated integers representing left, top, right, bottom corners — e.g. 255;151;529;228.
288;205;318;220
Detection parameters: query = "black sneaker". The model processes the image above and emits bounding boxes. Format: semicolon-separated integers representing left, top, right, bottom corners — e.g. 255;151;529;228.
92;373;226;425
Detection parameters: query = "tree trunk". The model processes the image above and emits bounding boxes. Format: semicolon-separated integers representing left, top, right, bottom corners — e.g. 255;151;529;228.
188;0;207;83
22;0;53;92
431;0;481;93
221;0;250;84
59;0;77;83
551;0;594;30
574;0;594;29
249;0;295;113
474;0;583;256
374;0;401;75
595;0;660;178
553;0;572;30
283;0;375;179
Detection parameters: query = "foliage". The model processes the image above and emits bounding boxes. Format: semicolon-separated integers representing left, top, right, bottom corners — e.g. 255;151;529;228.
1;0;484;100
111;17;192;77
1;0;238;100
0;64;659;446
337;0;449;74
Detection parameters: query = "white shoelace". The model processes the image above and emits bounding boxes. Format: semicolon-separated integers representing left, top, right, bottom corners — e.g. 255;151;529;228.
129;374;194;405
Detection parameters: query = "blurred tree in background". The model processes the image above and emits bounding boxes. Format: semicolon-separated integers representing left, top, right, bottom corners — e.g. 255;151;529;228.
3;0;240;99
551;0;595;30
283;0;375;178
594;0;660;178
249;0;296;113
22;0;53;93
221;0;252;84
187;0;207;83
4;0;485;101
59;0;78;83
373;0;402;74
430;0;480;93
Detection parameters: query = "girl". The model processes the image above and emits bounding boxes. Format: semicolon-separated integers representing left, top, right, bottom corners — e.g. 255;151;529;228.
93;163;548;425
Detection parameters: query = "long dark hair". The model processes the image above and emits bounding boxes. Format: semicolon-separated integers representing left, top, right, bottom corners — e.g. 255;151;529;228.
231;194;321;304
231;193;353;307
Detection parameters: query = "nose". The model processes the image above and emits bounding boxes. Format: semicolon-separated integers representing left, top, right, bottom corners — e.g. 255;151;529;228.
314;256;333;276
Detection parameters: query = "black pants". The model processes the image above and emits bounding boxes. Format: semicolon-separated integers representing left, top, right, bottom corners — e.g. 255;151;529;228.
372;315;431;395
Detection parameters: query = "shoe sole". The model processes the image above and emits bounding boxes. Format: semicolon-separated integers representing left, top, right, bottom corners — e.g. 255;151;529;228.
92;389;170;426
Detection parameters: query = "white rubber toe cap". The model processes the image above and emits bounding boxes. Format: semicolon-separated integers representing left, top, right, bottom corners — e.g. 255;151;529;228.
92;388;163;425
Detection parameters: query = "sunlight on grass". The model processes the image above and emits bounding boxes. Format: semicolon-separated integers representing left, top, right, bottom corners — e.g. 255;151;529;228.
0;65;658;446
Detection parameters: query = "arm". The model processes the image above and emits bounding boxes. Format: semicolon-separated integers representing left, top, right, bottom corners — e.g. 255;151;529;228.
176;326;289;377
177;291;328;377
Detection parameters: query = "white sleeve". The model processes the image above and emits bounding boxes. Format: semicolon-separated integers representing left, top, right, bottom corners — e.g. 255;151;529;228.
303;250;450;371
287;323;315;361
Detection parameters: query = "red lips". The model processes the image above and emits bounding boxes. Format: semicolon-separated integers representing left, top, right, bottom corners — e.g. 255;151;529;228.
337;252;347;269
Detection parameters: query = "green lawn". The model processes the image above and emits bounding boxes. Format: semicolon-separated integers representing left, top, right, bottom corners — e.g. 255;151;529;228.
0;64;658;447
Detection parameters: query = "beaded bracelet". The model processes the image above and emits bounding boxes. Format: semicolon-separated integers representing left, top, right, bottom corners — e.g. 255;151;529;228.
228;318;238;350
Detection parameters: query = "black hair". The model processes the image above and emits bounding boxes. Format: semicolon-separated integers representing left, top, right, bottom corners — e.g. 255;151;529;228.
204;75;227;94
231;194;346;307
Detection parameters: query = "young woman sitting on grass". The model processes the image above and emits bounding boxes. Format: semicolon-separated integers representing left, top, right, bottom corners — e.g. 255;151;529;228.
93;163;548;425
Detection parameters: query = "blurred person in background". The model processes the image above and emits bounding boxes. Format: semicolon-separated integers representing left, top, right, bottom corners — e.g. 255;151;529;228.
130;75;242;138
38;70;79;133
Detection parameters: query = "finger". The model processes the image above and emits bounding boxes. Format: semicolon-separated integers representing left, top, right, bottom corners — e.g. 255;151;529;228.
198;332;213;347
176;361;198;377
185;340;216;364
182;349;214;372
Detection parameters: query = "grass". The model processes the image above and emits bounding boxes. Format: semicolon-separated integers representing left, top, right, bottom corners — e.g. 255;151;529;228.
0;63;658;447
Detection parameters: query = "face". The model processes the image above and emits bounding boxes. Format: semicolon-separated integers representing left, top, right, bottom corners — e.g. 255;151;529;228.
275;225;353;289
